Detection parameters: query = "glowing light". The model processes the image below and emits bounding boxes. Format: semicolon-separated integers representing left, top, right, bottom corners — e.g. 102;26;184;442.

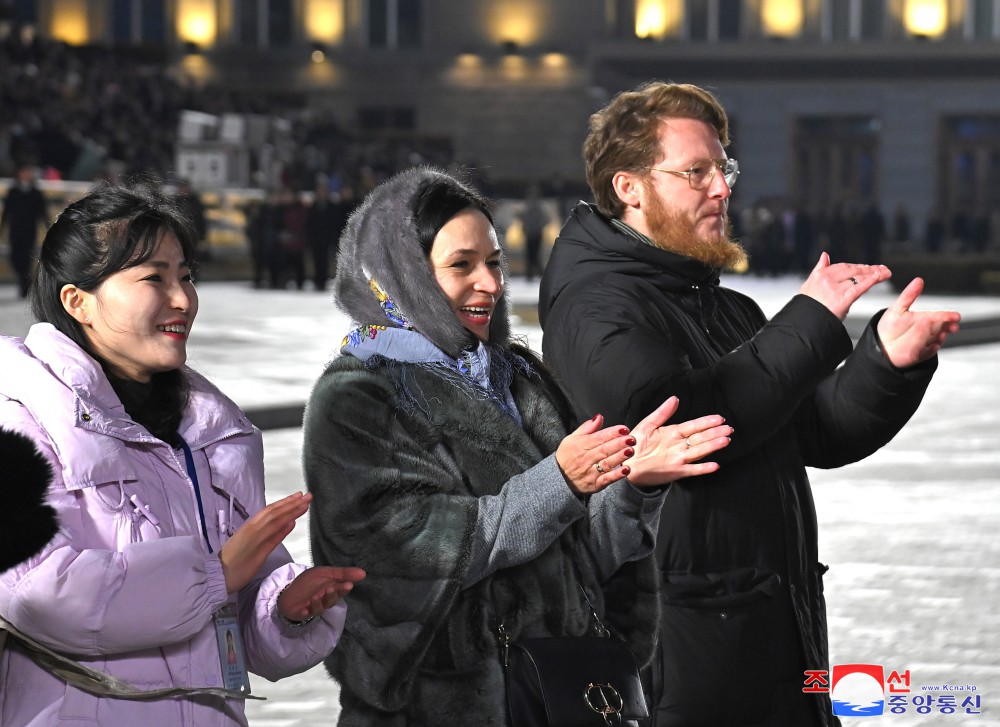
305;0;344;44
301;60;340;85
447;53;485;85
50;0;89;45
177;0;217;46
761;0;803;37
311;49;326;63
540;52;569;69
180;53;213;83
904;0;947;37
635;0;682;40
488;0;542;46
499;53;529;81
455;52;483;69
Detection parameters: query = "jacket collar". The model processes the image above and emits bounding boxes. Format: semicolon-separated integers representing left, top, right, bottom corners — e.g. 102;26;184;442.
574;203;720;287
4;325;251;488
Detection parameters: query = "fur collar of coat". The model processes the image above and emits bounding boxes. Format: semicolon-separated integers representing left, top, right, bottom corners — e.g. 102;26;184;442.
333;166;512;359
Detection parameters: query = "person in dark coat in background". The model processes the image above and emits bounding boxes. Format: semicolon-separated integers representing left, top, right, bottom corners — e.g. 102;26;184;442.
306;181;335;291
2;166;49;298
518;185;548;280
858;202;886;265
326;183;357;280
174;179;208;261
538;81;961;727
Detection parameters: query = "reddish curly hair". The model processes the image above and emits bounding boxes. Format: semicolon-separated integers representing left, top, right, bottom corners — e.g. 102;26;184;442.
584;82;730;219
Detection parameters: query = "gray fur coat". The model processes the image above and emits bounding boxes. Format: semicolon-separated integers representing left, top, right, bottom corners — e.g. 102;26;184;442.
304;355;660;726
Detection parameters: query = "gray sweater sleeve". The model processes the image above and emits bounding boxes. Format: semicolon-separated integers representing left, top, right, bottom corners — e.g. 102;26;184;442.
462;455;668;588
580;480;667;583
462;454;586;587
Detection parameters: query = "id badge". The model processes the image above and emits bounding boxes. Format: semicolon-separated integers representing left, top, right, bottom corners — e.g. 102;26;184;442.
214;601;251;694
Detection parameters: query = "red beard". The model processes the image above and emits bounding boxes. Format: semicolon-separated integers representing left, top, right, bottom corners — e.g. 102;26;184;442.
643;181;748;270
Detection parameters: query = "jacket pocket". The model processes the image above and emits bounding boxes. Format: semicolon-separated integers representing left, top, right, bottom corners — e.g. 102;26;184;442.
653;568;781;727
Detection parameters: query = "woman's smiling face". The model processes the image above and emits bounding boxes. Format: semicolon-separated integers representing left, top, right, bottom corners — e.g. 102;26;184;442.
428;208;504;342
71;232;198;382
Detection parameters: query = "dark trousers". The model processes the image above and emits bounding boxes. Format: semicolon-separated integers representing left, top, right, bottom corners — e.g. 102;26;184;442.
10;239;34;298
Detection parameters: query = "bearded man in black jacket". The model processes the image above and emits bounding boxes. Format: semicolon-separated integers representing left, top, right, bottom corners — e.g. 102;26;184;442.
538;81;961;727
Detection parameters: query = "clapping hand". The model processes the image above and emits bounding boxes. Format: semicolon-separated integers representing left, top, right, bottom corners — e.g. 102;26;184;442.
624;397;733;487
555;415;636;494
876;277;961;368
277;566;367;623
219;492;311;594
799;252;891;320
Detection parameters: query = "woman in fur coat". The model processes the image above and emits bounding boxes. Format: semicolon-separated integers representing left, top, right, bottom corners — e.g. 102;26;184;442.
303;167;734;725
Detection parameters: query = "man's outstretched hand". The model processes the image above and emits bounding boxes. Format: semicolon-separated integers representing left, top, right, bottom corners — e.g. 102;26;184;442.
876;277;961;368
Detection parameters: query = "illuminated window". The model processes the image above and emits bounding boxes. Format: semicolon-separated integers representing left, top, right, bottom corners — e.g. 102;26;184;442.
634;0;682;40
634;0;741;42
50;0;89;44
305;0;345;44
761;0;802;38
367;0;422;49
903;0;948;38
176;0;217;46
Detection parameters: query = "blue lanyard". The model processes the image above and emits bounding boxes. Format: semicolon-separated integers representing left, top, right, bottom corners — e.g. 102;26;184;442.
178;437;213;554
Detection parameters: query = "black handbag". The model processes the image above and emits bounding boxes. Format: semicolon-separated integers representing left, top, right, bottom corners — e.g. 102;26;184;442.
497;584;649;726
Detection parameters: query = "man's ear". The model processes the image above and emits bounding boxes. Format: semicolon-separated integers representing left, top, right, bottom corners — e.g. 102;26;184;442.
611;171;644;211
60;284;93;325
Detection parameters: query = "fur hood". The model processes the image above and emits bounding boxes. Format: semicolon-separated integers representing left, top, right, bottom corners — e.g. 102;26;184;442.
332;166;512;358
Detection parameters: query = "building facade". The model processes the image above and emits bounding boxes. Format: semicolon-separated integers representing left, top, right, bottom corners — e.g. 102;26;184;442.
9;0;1000;245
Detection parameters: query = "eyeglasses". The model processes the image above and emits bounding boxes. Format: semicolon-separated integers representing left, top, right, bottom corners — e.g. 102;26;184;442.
646;158;740;190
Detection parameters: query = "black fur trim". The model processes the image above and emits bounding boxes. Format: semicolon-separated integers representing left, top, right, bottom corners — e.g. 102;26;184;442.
0;428;59;570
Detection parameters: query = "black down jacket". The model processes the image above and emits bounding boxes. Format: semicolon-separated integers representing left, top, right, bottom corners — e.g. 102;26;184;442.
538;203;938;727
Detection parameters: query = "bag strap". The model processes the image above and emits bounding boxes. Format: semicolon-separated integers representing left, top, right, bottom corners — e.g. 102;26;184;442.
490;551;613;665
576;579;611;639
0;615;264;702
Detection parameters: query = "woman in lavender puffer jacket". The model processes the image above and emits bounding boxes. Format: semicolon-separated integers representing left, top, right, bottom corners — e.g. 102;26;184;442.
0;182;365;726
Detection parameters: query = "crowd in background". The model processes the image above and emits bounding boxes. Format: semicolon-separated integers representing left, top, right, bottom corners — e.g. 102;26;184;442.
733;200;996;277
2;21;997;293
0;23;455;194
